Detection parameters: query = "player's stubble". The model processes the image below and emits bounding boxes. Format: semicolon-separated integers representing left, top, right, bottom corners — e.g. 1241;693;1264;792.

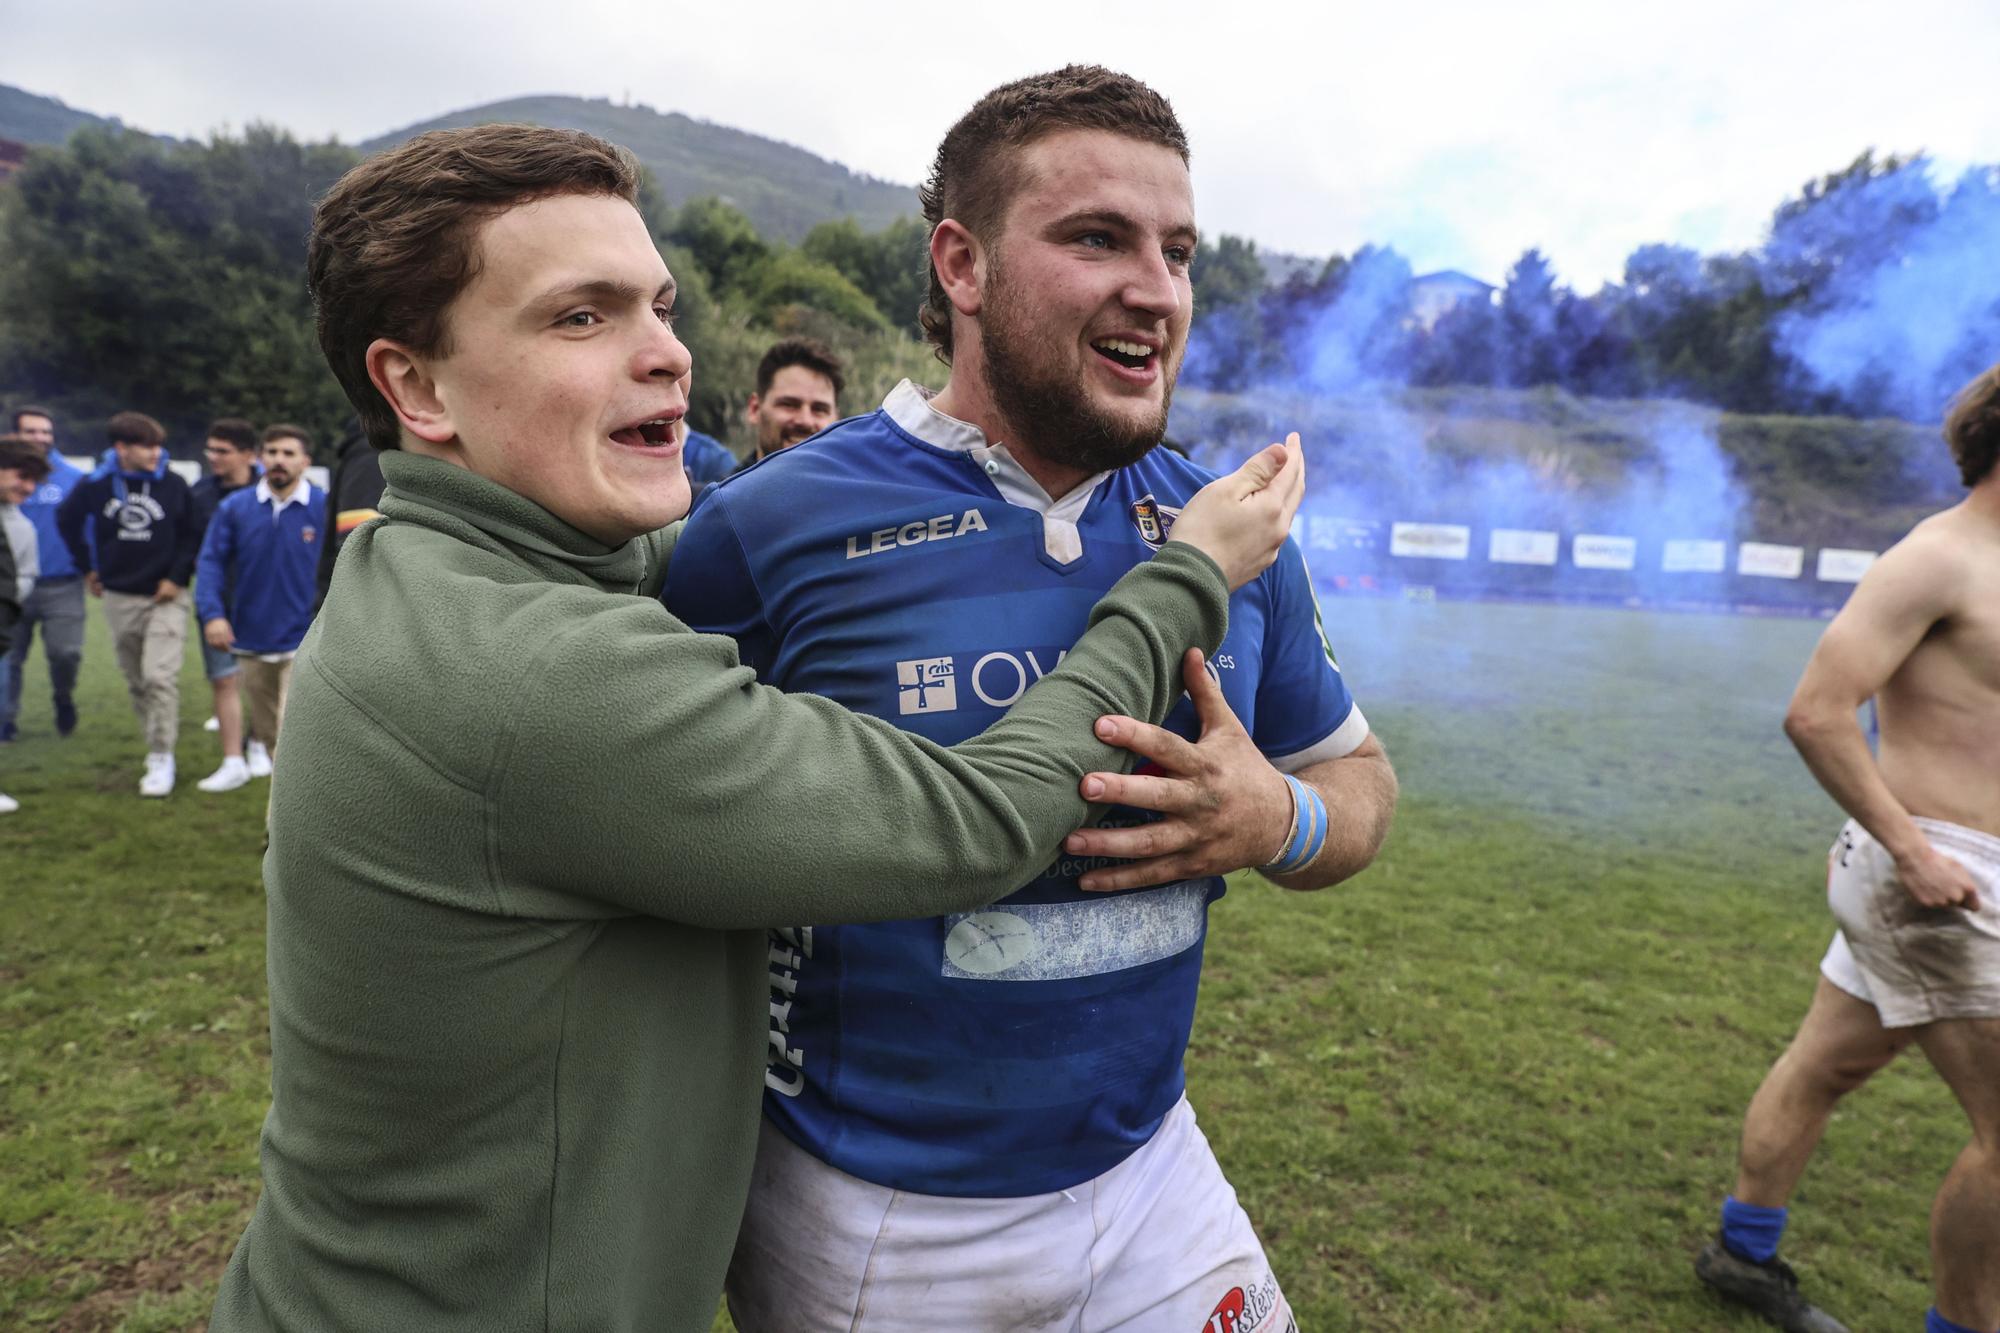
978;248;1181;476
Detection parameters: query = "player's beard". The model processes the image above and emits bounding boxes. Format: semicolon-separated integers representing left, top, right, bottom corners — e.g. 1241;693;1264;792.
978;253;1177;476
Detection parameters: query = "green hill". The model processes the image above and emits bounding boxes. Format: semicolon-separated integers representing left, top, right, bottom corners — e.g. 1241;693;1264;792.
360;94;919;243
0;83;170;146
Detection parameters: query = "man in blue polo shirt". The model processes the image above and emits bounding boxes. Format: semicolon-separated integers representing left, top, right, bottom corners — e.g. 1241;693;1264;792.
668;66;1397;1332
195;424;325;790
2;406;88;742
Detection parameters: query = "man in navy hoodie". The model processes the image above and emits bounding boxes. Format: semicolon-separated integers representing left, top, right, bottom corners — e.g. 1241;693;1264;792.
56;411;198;797
195;424;325;784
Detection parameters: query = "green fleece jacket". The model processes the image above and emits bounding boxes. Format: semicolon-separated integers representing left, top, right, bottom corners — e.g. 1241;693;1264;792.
209;451;1229;1331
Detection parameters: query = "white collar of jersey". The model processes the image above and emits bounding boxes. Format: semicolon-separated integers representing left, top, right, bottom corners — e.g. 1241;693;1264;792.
883;379;1110;564
255;477;312;512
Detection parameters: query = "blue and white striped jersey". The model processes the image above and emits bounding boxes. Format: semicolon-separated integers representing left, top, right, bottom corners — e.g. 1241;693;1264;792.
664;380;1366;1197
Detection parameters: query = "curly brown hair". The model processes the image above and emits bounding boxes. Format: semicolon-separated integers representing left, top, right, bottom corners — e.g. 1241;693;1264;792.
308;124;641;450
918;66;1188;363
1944;362;2000;488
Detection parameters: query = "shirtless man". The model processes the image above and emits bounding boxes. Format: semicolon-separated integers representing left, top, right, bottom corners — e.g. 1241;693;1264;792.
1697;362;2000;1333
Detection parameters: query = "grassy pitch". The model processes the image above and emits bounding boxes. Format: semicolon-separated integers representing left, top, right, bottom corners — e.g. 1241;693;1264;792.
1;599;1968;1330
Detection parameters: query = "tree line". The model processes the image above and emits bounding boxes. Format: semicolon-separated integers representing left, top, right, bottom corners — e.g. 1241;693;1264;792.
2;125;1992;457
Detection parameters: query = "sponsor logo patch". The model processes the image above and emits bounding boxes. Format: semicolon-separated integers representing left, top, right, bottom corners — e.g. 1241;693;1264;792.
896;656;957;715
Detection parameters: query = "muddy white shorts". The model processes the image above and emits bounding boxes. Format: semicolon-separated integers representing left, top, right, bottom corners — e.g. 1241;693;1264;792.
1820;816;2000;1028
724;1096;1297;1333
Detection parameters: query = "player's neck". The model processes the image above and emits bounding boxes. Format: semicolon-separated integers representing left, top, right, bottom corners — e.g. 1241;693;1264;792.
930;375;1095;503
1965;475;2000;525
267;476;302;503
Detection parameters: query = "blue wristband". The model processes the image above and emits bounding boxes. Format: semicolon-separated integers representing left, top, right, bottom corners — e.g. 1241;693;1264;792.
1263;774;1327;875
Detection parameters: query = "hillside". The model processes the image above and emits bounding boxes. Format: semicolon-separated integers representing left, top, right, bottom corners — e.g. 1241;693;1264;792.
0;83;167;146
361;94;919;243
1170;384;1959;554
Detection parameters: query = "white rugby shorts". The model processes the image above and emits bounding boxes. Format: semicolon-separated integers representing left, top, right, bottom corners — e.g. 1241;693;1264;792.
724;1096;1297;1333
1820;817;2000;1027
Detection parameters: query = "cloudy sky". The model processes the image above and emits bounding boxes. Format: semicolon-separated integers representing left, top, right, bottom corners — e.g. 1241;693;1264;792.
6;0;1996;289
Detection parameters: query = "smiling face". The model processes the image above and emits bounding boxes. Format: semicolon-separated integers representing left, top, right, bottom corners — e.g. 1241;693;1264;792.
382;192;693;544
14;413;54;455
972;129;1196;476
747;364;839;457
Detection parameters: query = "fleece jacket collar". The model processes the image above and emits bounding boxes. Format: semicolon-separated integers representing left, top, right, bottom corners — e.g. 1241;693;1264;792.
376;451;651;592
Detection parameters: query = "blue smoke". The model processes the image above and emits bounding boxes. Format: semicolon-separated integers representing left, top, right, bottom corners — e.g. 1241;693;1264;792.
1773;164;2000;421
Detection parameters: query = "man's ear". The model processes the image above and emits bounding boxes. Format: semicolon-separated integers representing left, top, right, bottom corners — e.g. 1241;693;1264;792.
745;393;763;426
930;219;983;319
366;338;455;447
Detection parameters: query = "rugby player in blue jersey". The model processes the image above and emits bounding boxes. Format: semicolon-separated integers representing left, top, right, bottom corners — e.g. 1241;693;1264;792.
666;66;1397;1331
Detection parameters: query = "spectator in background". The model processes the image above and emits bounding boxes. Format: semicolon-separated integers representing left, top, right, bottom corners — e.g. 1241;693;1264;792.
0;434;50;814
196;425;324;785
740;336;842;468
2;406;87;742
56;411;197;798
312;421;384;614
191;419;268;791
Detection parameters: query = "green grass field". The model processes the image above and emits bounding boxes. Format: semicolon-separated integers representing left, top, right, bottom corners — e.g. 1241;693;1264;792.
0;596;1969;1330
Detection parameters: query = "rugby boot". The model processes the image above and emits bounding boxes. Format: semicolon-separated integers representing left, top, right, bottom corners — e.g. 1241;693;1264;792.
55;698;77;736
1695;1237;1850;1333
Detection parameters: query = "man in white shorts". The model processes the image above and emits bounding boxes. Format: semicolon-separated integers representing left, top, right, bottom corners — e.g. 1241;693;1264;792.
1696;362;2000;1333
667;66;1398;1332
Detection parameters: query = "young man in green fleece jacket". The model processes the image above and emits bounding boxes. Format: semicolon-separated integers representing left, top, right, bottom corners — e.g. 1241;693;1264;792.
208;124;1305;1331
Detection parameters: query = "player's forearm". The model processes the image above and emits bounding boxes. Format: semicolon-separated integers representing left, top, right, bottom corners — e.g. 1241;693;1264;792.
1263;746;1398;891
1784;704;1928;862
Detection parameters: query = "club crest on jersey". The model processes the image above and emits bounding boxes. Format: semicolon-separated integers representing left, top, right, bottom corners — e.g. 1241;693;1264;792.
1130;494;1182;548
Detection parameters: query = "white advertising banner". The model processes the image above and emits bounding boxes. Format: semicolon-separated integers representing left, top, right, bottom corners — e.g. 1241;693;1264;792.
1738;542;1805;579
1309;516;1383;553
1488;528;1559;566
1389;522;1471;561
1662;539;1728;573
1815;548;1877;584
1572;534;1637;571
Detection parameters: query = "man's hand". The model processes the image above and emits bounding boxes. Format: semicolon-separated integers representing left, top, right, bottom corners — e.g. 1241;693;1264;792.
153;579;181;604
1166;433;1304;592
84;572;103;598
1896;844;1983;912
203;618;235;652
1062;649;1291;892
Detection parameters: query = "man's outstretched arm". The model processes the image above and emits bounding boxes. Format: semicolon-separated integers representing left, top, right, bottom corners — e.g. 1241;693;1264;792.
1783;529;1981;910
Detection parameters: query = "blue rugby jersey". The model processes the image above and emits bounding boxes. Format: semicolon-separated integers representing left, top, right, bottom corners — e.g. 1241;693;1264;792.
664;380;1367;1197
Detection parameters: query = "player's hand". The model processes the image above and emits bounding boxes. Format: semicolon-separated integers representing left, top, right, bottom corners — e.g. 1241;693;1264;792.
1166;433;1303;591
1064;649;1292;892
84;572;103;598
203;618;234;652
153;579;181;603
1896;844;1983;912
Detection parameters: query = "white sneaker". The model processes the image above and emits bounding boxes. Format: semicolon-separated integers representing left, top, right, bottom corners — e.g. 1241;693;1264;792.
139;752;176;798
246;740;273;778
197;756;251;793
203;715;220;732
0;791;18;815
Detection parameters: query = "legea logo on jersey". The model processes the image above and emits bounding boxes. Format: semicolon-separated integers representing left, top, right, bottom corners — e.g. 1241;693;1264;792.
896;656;957;714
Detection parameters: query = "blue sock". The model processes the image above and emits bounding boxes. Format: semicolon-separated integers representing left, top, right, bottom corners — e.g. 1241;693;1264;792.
1926;1308;1990;1333
1719;1196;1787;1264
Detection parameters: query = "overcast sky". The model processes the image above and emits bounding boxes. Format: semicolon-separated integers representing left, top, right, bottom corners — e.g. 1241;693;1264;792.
6;0;1996;289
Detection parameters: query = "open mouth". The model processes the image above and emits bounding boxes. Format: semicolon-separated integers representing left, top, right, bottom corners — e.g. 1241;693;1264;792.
610;418;677;448
1092;338;1157;373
